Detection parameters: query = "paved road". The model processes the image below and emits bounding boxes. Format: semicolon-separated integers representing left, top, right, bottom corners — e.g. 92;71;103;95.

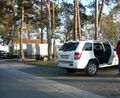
20;61;120;98
0;60;105;98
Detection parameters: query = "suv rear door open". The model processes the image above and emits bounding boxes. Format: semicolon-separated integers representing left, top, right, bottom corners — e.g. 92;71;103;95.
103;42;112;64
103;41;117;65
93;43;104;64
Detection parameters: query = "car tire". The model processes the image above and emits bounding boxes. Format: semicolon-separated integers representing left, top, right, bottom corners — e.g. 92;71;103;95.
43;56;48;61
86;61;97;76
65;68;76;73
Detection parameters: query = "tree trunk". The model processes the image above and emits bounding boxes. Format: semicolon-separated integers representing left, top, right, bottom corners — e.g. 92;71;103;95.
47;0;52;60
43;0;52;60
11;0;16;54
20;0;24;59
52;2;55;58
77;1;81;40
53;39;56;59
98;0;105;26
41;0;44;43
95;0;98;40
74;0;78;41
41;28;43;43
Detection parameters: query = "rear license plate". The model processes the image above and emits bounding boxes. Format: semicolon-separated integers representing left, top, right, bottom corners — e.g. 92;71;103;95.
61;55;68;59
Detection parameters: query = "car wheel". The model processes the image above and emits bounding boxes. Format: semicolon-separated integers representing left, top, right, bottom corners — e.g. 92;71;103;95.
65;68;76;73
86;61;97;76
43;56;48;61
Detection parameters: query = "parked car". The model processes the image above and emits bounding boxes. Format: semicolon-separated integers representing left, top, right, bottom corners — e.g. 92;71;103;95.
0;50;9;59
57;40;118;75
35;55;48;61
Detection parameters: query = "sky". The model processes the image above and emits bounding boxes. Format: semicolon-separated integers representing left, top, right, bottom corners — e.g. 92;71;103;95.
66;0;89;5
62;0;92;15
63;0;115;15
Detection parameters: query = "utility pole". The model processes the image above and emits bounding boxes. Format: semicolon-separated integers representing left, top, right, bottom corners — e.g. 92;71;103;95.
95;0;98;40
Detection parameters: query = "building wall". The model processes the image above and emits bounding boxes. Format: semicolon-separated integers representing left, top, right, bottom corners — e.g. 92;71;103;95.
8;39;63;59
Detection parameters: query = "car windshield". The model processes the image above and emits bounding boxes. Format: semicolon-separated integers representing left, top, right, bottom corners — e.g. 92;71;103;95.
59;42;79;51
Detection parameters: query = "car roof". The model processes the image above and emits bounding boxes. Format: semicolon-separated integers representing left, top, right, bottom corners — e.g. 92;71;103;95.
65;40;110;44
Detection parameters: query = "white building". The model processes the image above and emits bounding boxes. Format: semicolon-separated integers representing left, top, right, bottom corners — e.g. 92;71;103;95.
8;38;48;58
8;38;62;59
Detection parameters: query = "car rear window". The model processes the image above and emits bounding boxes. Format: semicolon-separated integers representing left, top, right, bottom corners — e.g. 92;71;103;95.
59;42;79;51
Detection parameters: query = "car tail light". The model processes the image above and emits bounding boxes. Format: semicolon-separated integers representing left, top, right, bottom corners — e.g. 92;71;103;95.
74;52;82;60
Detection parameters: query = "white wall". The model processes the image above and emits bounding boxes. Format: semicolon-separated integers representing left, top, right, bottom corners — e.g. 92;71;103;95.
14;43;27;50
27;44;48;56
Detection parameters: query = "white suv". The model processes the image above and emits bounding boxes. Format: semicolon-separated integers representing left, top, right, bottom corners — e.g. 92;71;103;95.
57;40;118;75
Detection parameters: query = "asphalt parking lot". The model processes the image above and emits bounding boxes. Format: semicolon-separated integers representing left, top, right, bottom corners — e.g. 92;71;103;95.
0;60;120;98
19;64;120;98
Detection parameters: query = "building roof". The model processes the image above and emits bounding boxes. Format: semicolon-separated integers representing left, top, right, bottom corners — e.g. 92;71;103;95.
13;38;47;44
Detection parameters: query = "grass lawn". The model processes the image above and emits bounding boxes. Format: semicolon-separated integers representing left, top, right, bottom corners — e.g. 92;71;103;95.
28;59;57;68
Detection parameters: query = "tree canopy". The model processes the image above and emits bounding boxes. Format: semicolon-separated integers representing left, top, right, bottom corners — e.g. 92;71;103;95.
0;0;119;55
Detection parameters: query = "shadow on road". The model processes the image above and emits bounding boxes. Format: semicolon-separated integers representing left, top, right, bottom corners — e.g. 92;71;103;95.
19;64;119;79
